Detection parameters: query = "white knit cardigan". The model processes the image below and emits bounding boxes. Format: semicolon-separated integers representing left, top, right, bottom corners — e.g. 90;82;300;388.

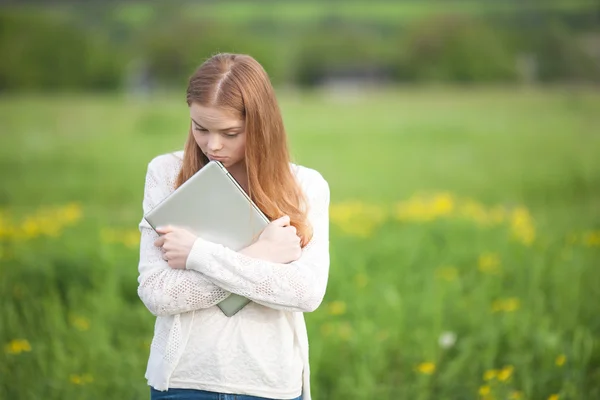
137;151;330;400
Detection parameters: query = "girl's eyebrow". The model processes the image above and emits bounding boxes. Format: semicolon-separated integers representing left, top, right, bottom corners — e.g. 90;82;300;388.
191;118;242;132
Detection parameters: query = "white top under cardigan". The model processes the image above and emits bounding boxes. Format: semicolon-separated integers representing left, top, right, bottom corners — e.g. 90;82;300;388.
137;151;330;400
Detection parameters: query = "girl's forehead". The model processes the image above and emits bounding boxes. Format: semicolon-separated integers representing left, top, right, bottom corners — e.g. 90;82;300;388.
190;103;244;127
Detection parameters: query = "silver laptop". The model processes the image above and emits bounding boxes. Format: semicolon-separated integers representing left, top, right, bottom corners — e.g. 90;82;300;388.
143;160;270;317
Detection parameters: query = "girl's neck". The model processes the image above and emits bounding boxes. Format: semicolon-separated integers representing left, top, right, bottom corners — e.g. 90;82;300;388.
227;162;249;194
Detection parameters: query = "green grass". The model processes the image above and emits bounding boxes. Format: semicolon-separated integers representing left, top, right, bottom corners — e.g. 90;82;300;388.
0;86;599;399
110;0;598;25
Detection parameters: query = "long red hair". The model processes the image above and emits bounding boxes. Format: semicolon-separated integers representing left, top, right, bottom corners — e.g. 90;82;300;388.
175;53;313;247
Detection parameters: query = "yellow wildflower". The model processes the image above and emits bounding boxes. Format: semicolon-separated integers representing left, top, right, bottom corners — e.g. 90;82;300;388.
479;385;491;396
69;373;94;385
492;297;520;313
327;301;347;316
583;231;600;247
396;192;454;222
21;217;41;239
478;253;501;275
503;298;520;312
0;211;6;235
4;339;32;355
548;395;559;400
483;369;498;381
416;362;436;375
431;192;455;216
4;225;17;240
510;206;535;246
498;365;514;381
330;201;386;237
123;229;140;248
70;315;90;331
510;391;523;399
101;228;140;248
555;354;566;367
395;196;431;222
60;203;83;223
39;216;61;237
0;203;84;242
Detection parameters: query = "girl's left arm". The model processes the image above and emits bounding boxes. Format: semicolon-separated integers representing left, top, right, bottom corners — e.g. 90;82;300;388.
185;172;330;313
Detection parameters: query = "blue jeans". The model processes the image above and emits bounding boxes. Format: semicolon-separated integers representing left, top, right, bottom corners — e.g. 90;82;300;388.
150;387;302;400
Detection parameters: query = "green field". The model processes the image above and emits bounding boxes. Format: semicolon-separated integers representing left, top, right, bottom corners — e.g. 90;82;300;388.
1;86;599;399
111;0;598;25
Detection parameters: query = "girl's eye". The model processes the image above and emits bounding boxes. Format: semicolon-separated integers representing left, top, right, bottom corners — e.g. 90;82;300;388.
224;133;239;138
194;127;208;132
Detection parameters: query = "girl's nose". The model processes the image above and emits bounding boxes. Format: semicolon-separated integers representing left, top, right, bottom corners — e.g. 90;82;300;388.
207;134;223;151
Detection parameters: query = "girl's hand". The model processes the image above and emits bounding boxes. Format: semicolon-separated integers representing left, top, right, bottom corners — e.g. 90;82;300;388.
154;226;198;269
245;215;301;264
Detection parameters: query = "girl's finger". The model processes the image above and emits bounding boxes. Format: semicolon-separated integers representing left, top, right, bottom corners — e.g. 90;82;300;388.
156;225;174;234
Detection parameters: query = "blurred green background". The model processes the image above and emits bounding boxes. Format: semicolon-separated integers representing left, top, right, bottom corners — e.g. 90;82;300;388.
1;1;599;400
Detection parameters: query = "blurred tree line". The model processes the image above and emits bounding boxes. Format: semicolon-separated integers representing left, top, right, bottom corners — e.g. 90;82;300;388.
0;1;599;92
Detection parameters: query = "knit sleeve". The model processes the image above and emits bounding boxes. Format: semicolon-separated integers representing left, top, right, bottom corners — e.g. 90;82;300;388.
136;156;231;317
185;171;330;313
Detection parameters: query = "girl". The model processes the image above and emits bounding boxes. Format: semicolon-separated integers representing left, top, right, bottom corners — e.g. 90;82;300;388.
137;53;331;400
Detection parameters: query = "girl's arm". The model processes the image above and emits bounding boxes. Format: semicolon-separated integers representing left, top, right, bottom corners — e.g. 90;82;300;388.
185;171;330;313
137;158;231;317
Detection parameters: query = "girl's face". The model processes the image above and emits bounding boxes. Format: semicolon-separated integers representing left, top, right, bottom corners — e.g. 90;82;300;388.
190;103;246;170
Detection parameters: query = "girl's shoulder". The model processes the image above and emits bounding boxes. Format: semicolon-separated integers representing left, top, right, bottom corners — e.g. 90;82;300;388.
290;162;325;182
144;150;184;196
147;150;184;167
290;163;329;200
146;150;184;175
